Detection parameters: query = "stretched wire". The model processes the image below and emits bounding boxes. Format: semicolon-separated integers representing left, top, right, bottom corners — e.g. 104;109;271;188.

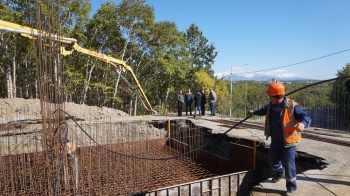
241;49;350;75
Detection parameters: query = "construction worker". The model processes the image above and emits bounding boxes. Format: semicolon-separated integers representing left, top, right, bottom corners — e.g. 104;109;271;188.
247;83;311;196
62;138;79;191
64;138;76;156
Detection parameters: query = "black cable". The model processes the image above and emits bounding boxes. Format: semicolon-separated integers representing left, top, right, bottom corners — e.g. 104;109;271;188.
241;75;350;124
56;109;203;160
301;172;337;195
52;75;350;161
286;75;350;96
54;122;69;196
54;108;249;160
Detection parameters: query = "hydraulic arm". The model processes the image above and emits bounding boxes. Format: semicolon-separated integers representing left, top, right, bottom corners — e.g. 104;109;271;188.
0;19;155;114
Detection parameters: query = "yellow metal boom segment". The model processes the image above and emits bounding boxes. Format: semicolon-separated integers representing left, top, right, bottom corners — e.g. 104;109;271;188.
0;19;155;114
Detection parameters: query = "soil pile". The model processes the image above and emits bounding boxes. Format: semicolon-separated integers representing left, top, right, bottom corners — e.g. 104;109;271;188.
0;98;129;124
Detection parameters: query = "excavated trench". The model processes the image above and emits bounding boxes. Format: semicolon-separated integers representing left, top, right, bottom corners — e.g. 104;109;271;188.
150;119;330;194
0;118;329;195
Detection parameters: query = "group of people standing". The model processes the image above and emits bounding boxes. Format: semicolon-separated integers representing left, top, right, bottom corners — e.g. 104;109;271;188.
177;87;217;117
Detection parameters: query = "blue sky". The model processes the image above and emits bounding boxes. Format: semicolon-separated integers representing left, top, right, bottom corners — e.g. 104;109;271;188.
91;0;350;80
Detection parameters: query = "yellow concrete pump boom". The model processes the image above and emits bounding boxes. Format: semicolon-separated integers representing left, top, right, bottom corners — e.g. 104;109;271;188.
0;19;156;114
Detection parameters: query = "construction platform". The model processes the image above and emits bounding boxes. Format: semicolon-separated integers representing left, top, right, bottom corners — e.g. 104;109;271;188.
1;110;350;195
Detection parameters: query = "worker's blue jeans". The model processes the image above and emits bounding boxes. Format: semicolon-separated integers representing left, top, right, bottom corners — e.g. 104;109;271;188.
269;143;297;191
194;106;201;116
210;102;216;116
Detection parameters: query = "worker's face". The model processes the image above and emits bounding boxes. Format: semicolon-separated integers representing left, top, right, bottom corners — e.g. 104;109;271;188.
269;96;284;105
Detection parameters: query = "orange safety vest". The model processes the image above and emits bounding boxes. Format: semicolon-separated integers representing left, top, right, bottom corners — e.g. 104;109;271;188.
60;141;76;155
264;98;301;147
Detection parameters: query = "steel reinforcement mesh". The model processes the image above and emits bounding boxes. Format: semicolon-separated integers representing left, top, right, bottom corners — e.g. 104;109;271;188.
0;118;237;195
0;139;228;195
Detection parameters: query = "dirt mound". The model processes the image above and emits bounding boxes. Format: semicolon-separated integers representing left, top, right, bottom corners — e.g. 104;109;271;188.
0;98;129;123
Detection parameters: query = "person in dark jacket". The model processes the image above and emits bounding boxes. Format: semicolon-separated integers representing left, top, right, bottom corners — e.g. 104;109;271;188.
201;89;207;116
193;91;202;117
185;88;194;115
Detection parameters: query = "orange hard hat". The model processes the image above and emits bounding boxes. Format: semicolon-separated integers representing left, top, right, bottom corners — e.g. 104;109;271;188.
266;83;285;96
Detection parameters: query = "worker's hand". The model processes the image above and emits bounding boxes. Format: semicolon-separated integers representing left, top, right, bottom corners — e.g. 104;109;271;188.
295;123;305;132
247;110;254;116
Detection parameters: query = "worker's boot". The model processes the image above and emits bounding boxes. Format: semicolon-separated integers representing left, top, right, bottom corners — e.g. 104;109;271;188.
285;190;296;196
272;173;284;183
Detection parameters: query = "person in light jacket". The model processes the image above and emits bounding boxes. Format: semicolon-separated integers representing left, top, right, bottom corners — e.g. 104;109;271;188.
177;89;184;116
208;87;217;116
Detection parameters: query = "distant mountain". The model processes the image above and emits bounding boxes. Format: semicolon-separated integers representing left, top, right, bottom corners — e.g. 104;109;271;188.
215;72;313;82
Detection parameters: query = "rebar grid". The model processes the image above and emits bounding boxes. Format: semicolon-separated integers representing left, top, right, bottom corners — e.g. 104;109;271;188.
0;138;226;195
0;116;231;195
